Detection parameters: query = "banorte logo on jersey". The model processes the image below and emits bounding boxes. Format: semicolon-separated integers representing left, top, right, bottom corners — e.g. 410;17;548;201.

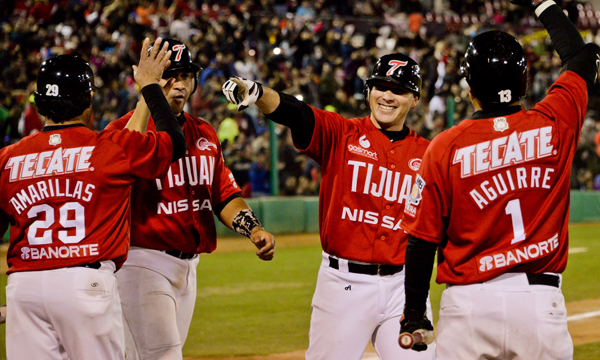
196;137;217;151
476;233;559;273
348;135;378;160
20;243;100;260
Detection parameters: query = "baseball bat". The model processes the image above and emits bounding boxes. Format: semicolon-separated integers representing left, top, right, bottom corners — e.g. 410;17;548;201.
0;305;6;324
398;329;434;349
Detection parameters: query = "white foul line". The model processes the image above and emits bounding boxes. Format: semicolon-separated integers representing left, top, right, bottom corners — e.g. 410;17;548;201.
568;247;588;254
567;310;600;322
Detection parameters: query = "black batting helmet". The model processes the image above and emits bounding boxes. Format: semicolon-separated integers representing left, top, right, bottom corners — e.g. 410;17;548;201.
34;55;95;122
152;38;202;94
461;31;528;107
35;55;94;100
365;53;422;100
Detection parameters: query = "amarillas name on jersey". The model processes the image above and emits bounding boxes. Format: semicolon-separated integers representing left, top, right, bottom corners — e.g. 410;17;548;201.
303;107;429;264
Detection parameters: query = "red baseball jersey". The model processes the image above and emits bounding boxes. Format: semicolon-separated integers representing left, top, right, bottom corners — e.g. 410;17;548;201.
0;125;174;273
402;71;587;284
105;111;240;254
301;107;430;265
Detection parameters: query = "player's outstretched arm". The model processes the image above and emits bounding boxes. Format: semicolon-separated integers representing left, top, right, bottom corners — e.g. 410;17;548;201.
218;197;275;261
510;0;586;63
135;37;186;162
222;76;280;114
222;77;315;150
511;0;600;94
125;97;150;133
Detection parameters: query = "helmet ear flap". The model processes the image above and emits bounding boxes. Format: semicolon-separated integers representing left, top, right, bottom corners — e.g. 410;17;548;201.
191;75;198;95
364;82;370;106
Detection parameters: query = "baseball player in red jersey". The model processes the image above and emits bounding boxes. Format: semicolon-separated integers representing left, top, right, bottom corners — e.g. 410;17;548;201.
223;53;434;360
0;38;188;360
401;0;600;358
104;39;275;360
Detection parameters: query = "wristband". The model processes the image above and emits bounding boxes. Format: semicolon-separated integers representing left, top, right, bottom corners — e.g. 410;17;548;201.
535;0;555;16
232;209;263;238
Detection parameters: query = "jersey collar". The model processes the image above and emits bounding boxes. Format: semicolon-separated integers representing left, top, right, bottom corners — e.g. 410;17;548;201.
380;126;410;142
41;123;88;132
177;112;187;126
471;105;522;120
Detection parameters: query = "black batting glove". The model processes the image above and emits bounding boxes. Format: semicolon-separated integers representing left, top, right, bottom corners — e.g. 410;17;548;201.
222;76;264;111
400;308;434;352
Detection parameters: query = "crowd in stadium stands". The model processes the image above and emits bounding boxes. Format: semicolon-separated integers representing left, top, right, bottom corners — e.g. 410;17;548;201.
2;0;600;196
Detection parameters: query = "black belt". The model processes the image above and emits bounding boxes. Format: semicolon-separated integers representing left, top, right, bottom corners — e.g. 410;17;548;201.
526;273;560;288
165;250;197;260
449;273;560;288
71;262;101;270
328;256;403;276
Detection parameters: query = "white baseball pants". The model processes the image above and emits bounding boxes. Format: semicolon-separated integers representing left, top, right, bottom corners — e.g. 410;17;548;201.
436;272;572;360
6;261;124;360
305;252;435;360
116;248;199;360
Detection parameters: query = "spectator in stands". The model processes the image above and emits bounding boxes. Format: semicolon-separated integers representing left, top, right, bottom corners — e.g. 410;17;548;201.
2;0;599;193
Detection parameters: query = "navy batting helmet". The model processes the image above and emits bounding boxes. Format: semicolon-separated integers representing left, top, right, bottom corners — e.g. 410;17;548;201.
461;31;528;107
365;53;422;100
34;55;95;122
152;39;202;94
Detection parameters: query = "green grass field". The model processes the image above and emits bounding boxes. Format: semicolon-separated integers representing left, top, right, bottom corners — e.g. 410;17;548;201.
0;223;599;359
187;222;600;358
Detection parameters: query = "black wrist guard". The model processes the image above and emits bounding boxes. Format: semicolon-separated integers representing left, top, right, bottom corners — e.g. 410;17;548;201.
232;209;263;238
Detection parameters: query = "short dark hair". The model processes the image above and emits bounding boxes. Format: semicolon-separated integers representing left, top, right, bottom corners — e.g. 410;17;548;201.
35;93;91;123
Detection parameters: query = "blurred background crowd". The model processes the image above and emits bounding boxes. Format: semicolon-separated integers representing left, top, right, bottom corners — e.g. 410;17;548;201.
2;0;600;197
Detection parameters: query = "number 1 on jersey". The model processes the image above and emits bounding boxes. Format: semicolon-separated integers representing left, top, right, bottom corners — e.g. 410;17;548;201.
505;199;526;244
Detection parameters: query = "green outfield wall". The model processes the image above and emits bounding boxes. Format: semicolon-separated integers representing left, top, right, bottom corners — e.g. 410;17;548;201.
215;190;600;237
2;191;600;242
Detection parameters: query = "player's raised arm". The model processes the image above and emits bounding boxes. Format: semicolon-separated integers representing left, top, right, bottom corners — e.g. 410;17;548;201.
222;77;315;150
125;97;150;133
134;37;187;162
512;0;600;91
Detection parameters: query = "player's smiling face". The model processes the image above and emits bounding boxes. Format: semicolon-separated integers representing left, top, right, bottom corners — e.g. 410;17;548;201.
161;70;194;116
369;82;418;131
